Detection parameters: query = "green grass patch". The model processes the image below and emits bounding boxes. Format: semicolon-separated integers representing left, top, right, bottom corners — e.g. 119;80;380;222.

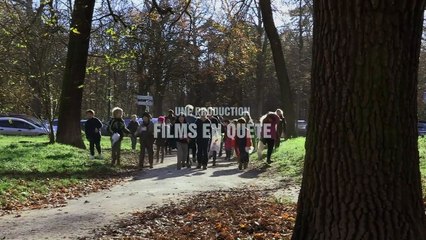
0;135;136;209
257;137;426;189
271;138;305;181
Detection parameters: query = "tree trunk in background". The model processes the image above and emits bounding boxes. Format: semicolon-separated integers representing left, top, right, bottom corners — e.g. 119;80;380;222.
154;93;163;116
292;0;426;239
56;0;95;149
259;0;296;137
255;34;267;120
254;4;266;120
137;59;148;116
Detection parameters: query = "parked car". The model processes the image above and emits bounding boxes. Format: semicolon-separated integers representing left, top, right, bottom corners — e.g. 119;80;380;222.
43;119;58;134
80;119;87;131
419;121;426;136
0;117;49;136
296;119;307;136
101;120;111;136
6;114;46;129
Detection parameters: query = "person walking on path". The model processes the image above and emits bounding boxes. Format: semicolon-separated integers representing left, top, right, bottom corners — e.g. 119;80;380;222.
223;119;234;161
136;112;155;169
155;116;166;163
166;109;177;150
108;107;130;165
195;108;211;170
127;114;139;152
243;110;256;152
207;111;220;166
185;104;197;163
260;112;280;164
175;113;189;169
235;118;252;170
84;109;103;160
275;109;287;148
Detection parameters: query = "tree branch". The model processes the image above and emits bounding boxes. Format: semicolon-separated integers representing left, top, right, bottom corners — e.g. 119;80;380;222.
151;0;174;15
169;0;192;32
105;0;128;28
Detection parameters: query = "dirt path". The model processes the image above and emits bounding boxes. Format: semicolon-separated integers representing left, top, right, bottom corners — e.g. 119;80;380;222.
0;155;299;240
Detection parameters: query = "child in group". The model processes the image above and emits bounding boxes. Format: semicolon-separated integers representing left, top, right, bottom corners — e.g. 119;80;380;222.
235;117;252;170
127;114;139;152
155;116;166;163
175;113;189;169
165;118;173;155
195;108;211;170
231;119;240;162
185;104;197;163
108;107;130;165
136;112;155;169
84;109;103;160
223;119;234;161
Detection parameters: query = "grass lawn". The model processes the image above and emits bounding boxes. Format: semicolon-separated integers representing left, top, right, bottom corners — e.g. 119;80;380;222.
0;135;138;212
264;137;426;194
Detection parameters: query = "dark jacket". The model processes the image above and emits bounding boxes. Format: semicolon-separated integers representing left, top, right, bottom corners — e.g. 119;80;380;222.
277;116;287;138
85;117;102;140
185;114;197;124
127;120;139;134
108;118;130;140
136;120;154;145
155;123;167;146
195;118;211;140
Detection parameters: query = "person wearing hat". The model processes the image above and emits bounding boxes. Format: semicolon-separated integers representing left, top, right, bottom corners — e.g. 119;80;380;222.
108;107;131;165
155;116;166;163
136;112;155;169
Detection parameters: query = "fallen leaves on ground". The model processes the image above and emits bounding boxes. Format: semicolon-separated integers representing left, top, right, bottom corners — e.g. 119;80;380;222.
0;177;125;216
89;188;296;240
0;152;139;216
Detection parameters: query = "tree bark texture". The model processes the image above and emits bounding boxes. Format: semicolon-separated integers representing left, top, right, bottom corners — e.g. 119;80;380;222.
292;0;426;239
56;0;95;148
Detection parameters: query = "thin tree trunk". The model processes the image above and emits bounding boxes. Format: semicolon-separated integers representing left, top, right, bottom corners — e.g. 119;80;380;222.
154;93;163;116
137;59;148;116
292;0;426;239
259;0;296;137
56;0;95;148
255;4;266;119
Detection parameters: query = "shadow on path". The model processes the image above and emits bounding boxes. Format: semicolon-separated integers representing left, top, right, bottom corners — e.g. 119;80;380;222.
129;157;268;181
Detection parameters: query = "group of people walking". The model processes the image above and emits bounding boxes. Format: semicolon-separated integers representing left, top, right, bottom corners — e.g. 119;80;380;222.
84;105;287;171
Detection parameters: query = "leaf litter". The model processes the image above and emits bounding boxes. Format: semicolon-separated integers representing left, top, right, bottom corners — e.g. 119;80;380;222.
87;188;297;240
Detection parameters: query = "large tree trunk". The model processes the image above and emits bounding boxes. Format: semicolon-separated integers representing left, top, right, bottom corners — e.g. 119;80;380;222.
56;0;95;148
259;0;296;137
292;0;426;239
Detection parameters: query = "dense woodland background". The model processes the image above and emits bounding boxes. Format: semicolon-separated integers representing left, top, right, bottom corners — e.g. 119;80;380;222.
0;0;425;121
1;0;312;121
